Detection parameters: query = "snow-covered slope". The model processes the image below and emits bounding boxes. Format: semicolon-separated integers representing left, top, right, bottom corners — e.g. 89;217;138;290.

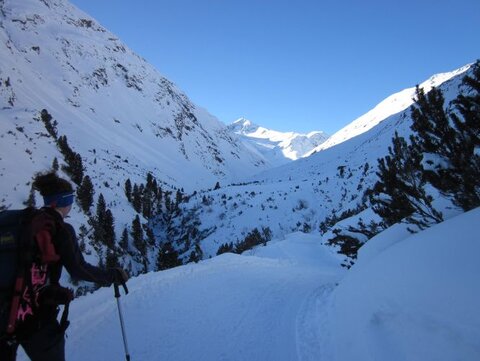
0;0;268;202
16;208;479;361
309;65;472;154
325;207;480;361
228;118;329;166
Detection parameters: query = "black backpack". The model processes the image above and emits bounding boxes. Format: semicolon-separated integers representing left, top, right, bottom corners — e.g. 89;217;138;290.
0;208;73;340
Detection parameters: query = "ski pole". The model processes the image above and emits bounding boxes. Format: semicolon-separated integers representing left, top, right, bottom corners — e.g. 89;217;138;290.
114;282;131;361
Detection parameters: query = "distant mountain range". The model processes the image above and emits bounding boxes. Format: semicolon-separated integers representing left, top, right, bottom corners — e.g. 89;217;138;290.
227;118;329;166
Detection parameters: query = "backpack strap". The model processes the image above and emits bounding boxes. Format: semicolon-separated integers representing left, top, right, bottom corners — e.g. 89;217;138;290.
6;275;25;335
31;211;59;264
59;298;71;333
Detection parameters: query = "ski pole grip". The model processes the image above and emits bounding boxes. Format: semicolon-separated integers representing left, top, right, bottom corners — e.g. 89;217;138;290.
114;281;129;298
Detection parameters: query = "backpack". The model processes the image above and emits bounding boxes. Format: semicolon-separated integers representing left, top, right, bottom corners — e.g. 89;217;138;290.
0;208;73;340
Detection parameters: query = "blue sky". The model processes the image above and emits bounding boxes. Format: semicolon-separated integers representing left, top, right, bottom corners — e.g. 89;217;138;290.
70;0;479;135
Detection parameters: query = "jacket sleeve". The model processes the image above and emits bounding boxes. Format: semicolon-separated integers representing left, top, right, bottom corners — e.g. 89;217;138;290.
57;222;116;286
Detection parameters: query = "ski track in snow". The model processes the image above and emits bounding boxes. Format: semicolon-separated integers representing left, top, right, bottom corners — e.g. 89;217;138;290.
295;283;336;361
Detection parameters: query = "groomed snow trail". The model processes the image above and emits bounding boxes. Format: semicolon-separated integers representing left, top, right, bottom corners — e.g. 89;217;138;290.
39;233;343;361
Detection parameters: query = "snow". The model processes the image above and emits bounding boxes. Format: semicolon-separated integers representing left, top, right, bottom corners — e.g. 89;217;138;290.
228;118;330;165
16;210;480;361
327;207;480;361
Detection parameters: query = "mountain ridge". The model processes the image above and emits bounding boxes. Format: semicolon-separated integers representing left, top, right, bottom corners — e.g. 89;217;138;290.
309;64;472;155
227;117;329;166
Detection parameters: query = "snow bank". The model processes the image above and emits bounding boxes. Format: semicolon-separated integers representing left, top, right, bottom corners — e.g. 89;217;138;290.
328;207;480;361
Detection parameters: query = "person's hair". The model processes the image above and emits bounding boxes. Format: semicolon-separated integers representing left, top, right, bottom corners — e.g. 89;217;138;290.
32;171;73;197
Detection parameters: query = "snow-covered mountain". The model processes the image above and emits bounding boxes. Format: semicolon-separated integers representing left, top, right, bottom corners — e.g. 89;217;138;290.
309;65;471;154
228;118;329;166
0;0;268;201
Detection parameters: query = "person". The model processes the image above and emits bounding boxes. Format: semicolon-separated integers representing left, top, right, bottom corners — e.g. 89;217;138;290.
0;171;128;361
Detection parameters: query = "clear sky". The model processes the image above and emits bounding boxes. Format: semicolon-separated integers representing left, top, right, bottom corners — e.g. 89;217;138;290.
69;0;479;135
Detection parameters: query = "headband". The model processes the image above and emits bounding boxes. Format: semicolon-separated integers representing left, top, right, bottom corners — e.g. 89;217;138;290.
43;192;75;208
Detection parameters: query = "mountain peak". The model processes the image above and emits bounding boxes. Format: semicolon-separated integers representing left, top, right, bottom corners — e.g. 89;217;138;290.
230;118;260;134
227;118;330;165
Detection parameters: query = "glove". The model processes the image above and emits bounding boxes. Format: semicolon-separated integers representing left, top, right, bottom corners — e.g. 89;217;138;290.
111;267;129;285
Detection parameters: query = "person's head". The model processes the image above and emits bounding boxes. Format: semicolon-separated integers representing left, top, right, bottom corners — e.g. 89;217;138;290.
32;171;75;217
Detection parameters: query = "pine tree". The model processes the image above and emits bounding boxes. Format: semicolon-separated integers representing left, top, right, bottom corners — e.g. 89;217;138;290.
157;186;163;205
70;153;84;185
175;189;183;207
57;135;84;185
132;184;142;213
156;242;181;271
145;227;156;246
77;175;95;213
52;157;59;171
104;209;116;249
92;194;107;247
40;109;58;139
146;172;155;193
410;62;480;211
124;179;132;202
142;189;152;219
164;192;171;213
131;215;145;256
24;185;36;207
188;243;203;263
370;132;443;230
119;227;129;251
